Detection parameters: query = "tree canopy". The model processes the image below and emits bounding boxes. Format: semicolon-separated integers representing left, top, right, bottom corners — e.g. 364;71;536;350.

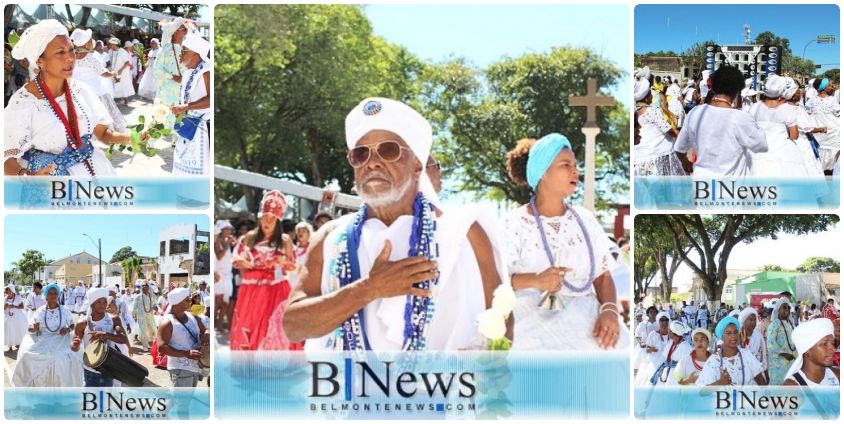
797;256;840;273
110;246;138;263
12;250;47;284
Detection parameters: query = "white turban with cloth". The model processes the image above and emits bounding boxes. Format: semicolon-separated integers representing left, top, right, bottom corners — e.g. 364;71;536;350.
167;288;190;306
773;297;793;316
634;66;651;80
5;284;16;294
763;75;787;98
782;77;798;100
656;311;670;322
345;97;439;207
784;318;835;381
738;307;759;328
669;320;690;336
162;18;188;44
69;28;92;47
85;287;109;315
11;19;69;68
634;78;651;101
182;33;211;63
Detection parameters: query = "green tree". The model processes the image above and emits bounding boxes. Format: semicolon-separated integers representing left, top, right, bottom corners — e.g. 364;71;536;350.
760;264;789;272
636;215;690;302
662;215;839;302
820;68;840;82
110;246;138;263
122;257;144;287
755;31;792;55
12;250;47;284
797;256;840;273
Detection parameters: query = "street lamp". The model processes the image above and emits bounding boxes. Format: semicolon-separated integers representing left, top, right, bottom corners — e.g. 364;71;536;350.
82;233;102;288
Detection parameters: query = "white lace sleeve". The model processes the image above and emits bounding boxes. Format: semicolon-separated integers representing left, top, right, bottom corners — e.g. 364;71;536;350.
4;89;36;160
503;210;526;273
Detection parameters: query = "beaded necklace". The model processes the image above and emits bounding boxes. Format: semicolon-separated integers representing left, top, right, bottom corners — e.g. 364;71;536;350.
142;293;153;313
181;60;205;112
33;74;95;176
43;305;63;333
691;351;709;372
528;197;595;293
781;318;796;351
332;193;439;351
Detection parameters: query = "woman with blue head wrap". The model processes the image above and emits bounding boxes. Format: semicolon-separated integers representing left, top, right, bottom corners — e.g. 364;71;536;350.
11;282;84;387
695;316;766;386
503;134;629;351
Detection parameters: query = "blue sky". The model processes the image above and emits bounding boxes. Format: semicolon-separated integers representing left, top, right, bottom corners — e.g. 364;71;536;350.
635;4;840;73
365;4;631;106
4;215;208;269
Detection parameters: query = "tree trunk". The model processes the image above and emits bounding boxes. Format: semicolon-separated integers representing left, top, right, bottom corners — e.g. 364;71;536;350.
65;4;74;28
80;7;91;27
305;126;323;188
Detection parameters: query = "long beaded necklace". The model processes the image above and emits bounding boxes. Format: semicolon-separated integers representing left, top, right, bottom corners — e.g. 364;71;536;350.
332;193;439;351
528;197;595;293
43;305;63;333
142;293;153;313
781;318;796;351
33;74;95;176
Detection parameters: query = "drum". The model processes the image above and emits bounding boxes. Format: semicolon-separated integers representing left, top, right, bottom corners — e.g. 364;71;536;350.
199;345;210;368
84;341;149;387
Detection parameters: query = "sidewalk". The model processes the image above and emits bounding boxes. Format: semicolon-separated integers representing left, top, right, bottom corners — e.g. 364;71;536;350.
97;95;175;177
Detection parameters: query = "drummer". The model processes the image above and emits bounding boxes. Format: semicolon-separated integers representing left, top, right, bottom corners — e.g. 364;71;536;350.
72;287;130;387
157;288;209;388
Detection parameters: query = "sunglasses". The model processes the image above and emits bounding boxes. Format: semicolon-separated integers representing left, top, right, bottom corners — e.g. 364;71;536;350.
347;140;410;168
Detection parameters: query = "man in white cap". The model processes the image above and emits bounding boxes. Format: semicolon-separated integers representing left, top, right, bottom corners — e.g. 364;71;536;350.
170;33;210;176
767;297;797;384
783;318;839;386
132;281;158;351
72;287;129;387
284;97;506;352
156;287;208;388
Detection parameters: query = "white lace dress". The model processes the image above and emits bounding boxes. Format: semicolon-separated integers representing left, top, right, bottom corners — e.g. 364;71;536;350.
634;106;685;176
505;205;629;351
806;95;840;170
696;348;764;386
73;53;127;132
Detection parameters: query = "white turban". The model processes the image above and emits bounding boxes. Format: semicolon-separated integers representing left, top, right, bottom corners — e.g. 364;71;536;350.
182;33;211;63
11;19;69;68
686;80;695;88
691;328;712;342
744;78;753;89
656;311;670;322
162;18;187;44
741;88;757;98
782;77;798;100
5;284;16;294
666;84;682;99
215;219;234;235
785;318;835;382
85;287;109;315
96;40;104;47
123;40;133;48
729;310;740;318
763;74;787;98
151;38;160;45
738;307;759;327
107;284;120;294
167;287;191;306
669;320;690;336
773;296;793;318
634;78;651;101
345;97;439;207
69;28;92;47
634;66;651;80
108;37;120;45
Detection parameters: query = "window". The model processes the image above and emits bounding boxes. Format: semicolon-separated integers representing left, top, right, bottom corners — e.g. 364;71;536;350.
160;241;166;256
170;239;190;255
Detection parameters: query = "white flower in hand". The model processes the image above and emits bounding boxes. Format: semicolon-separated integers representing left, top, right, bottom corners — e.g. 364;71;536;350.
477;308;506;340
491;284;516;316
151;104;171;124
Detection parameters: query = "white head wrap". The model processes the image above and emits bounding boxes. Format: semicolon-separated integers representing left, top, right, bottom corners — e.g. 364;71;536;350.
167;287;191;306
634;78;651;101
107;284;120;294
96;40;104;48
151;38;160;46
729;310;740;318
11;19;69;69
182;33;211;63
763;74;787;98
108;37;120;45
782;77;798;100
666;84;682;99
69;28;92;47
741;88;758;98
656;311;670;323
123;40;133;48
738;307;759;327
5;284;16;295
773;296;793;318
669;320;690;336
785;318;835;382
634;66;651;80
691;328;712;343
162;18;187;44
345;98;439;207
85;287;109;315
215;219;234;235
744;78;754;89
686;80;695;88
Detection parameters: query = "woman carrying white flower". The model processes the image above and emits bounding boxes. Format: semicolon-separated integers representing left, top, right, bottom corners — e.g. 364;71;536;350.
503;134;629;351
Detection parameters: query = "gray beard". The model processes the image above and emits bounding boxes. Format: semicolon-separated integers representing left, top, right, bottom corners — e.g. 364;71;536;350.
357;175;415;209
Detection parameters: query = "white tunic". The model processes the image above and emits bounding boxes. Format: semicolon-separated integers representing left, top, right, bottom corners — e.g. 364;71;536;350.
73;53;109;97
24;292;46;321
4;80;116;176
806;95;840;170
674;351;709;384
214;246;234;301
784;368;840;386
307;206;500;351
81;314;116;374
73;286;87;313
789;104;825;176
112;49;135;98
5;295;28;346
636;330;673;386
674;104;768;177
12;304;83;387
165;313;202;373
172;61;210;176
749;102;809;178
696;347;764;386
653;340;692;386
505;205;628;351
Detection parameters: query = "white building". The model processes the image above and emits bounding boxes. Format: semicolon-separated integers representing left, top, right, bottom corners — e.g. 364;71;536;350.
157;224;210;287
90;263;124;287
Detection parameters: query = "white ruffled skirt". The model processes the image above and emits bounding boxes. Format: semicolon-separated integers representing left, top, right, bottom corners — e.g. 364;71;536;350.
12;332;84;387
5;310;28;347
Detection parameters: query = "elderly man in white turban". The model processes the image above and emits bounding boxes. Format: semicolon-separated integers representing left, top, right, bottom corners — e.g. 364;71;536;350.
739;306;768;383
72;287;129;387
647;320;691;386
157;288;208;388
767;297;798;385
69;28;127;132
284;97;507;352
5;20;140;177
132;282;159;351
633;75;686;176
783;318;839;386
170;33;210;176
750;75;809;177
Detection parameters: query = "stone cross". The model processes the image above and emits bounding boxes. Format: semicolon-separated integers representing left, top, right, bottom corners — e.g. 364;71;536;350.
568;78;616;211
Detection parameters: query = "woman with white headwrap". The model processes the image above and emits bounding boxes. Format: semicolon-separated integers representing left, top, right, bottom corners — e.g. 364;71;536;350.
783;318;839;386
633;76;686;176
171;33;211;176
504;134;628;351
749;75;810;177
767;296;798;385
153;18;192;108
785;86;826;176
675;328;711;385
636;311;672;385
647;320;691;386
112;41;136;104
137;38;160;99
5;285;28;351
696;316;766;386
12;283;84;387
69;28;127;133
806;78;840;172
5;20;143;177
739;306;768;383
72;287;129;387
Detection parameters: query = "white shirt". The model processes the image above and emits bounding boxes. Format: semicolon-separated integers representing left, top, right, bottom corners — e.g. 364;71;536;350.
696;348;764;386
73;53;110;97
674;104;768;177
179;61;210;119
675;351;709;384
25;292;46;312
785;368;839;386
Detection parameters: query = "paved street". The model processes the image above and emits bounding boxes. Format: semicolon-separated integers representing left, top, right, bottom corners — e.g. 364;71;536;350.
94;95;175;176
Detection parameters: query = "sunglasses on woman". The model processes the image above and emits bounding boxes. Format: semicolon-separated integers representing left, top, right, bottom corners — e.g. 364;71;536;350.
347;140;410;168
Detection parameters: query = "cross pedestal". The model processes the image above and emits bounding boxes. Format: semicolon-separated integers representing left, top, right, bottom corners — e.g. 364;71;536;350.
568;78;615;212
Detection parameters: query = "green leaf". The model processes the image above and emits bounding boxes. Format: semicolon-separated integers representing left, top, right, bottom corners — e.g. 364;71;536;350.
118;144;126;152
8;31;20;49
138;115;145;124
160;128;172;136
127;146;133;152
